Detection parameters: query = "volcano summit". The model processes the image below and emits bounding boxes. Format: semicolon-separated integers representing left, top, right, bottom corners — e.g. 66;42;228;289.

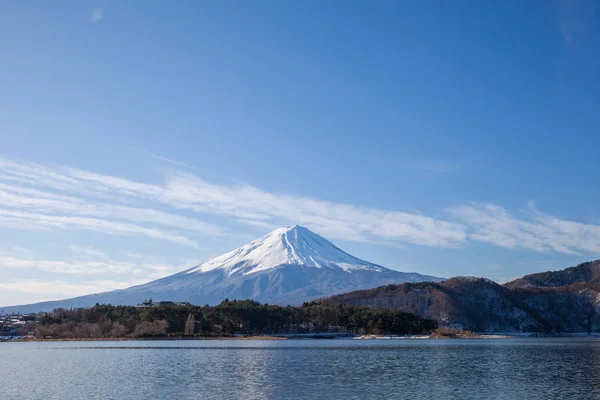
5;226;441;313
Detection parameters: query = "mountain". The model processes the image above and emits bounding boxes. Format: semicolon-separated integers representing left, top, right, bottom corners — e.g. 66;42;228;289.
506;260;600;288
322;261;600;333
3;225;441;313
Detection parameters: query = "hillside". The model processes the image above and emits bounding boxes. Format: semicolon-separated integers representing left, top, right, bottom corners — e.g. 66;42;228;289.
506;260;600;288
323;261;600;333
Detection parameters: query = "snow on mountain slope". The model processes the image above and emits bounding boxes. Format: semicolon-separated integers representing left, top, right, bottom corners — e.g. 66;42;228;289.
3;226;442;313
186;225;385;275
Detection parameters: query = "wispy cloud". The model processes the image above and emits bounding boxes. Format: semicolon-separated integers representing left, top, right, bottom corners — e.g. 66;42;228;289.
89;8;102;22
0;209;199;248
132;147;201;170
0;252;187;278
416;161;459;173
159;172;467;247
0;244;34;259
0;184;221;234
3;155;600;256
0;278;147;307
0;255;132;275
555;0;596;47
0;156;468;249
0;157;224;248
69;245;106;259
450;202;600;254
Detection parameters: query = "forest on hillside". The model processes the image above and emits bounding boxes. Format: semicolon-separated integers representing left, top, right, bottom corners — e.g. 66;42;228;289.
322;274;600;333
34;299;436;339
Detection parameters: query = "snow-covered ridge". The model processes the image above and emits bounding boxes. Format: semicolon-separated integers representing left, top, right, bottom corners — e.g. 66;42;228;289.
186;225;385;276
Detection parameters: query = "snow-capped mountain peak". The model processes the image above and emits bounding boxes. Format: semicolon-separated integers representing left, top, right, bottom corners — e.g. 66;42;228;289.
5;225;442;313
186;225;384;276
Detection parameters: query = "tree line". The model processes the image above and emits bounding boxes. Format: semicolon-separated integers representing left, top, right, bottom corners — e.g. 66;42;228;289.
35;299;436;339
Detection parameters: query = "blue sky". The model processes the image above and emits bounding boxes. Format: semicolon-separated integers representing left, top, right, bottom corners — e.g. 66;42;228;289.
1;1;600;306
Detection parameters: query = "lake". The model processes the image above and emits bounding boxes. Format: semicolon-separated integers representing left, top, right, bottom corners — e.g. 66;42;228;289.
2;338;600;399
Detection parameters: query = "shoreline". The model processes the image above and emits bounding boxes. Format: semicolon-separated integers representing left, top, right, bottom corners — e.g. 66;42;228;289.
5;332;600;343
5;335;288;342
3;334;516;342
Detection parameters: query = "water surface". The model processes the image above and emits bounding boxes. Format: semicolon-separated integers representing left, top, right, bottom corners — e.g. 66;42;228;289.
3;338;599;399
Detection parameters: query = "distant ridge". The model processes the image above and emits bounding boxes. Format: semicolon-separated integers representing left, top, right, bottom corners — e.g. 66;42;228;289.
506;260;600;288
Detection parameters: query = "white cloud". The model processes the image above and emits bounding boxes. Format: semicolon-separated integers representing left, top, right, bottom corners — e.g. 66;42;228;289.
158;172;468;247
0;184;223;234
119;251;155;261
0;158;226;248
0;209;198;248
4;155;600;257
0;158;131;202
65;167;163;198
90;8;102;22
0;252;188;278
0;244;34;259
69;245;106;259
0;255;131;275
0;156;468;249
450;202;600;254
0;279;146;307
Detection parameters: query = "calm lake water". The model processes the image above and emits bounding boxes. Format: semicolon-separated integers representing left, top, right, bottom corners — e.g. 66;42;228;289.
2;338;600;399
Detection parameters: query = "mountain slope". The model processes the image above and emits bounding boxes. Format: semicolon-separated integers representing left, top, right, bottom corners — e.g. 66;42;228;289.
322;261;600;333
506;260;600;288
3;226;441;313
321;278;547;332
